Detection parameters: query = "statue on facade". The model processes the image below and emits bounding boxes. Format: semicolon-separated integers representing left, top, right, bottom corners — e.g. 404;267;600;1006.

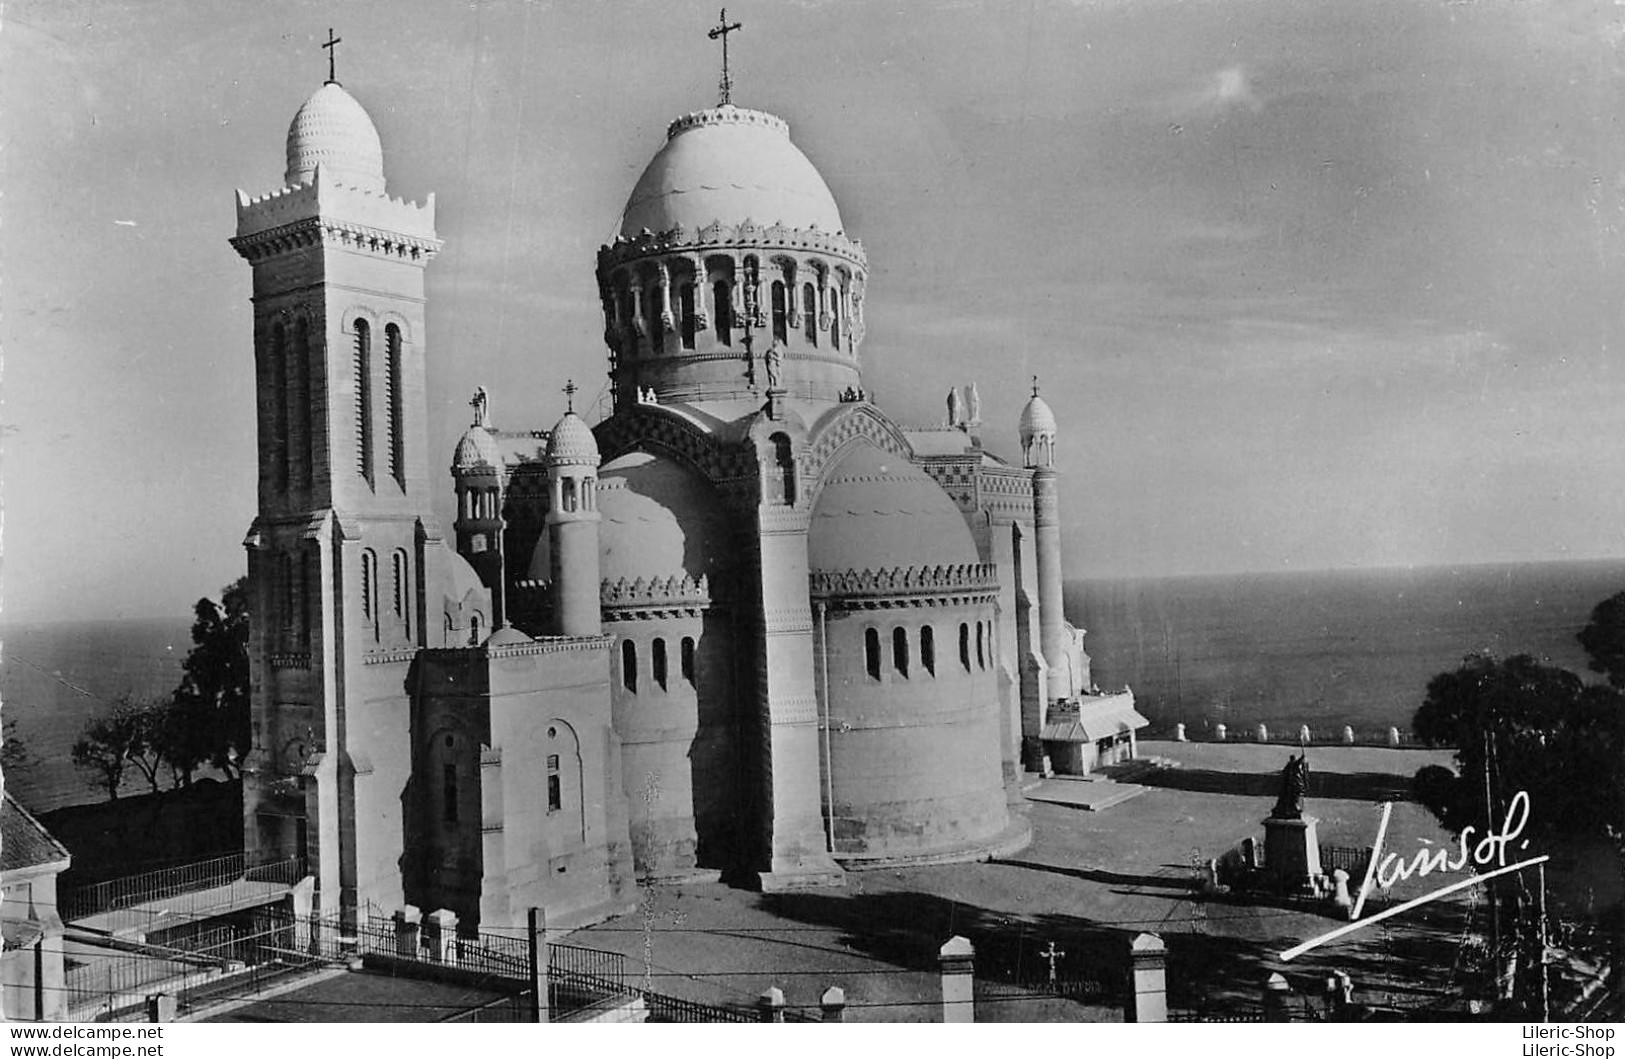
1271;754;1309;820
470;386;490;428
965;382;981;426
946;387;963;427
763;341;784;390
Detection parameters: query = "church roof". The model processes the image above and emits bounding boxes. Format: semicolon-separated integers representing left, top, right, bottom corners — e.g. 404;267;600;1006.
591;451;728;583
545;412;600;467
285;82;386;193
618;106;844;238
808;442;979;573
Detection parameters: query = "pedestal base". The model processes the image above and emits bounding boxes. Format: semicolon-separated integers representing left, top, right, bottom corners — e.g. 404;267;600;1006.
758;853;846;893
1262;815;1322;891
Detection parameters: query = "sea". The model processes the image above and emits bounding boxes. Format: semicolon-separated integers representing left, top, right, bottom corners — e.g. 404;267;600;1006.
5;559;1625;814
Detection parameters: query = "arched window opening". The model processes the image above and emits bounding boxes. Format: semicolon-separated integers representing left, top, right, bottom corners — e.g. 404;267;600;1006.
621;640;638;692
393;550;411;639
442;762;458;824
361;549;378;637
921;625;936;676
959;623;972;671
681;637;696;684
976;621;986;670
620;290;636;347
647;282;664;354
652;638;668;691
293;318;313;487
547;754;562;812
279;554;294;639
354;319;374;485
679;283;696;349
386;324;404;488
802;283;817;344
893;627;909;678
270;324;288;490
865;628;882;681
469;612;483;645
771;280;788;344
300;552;313;647
713;280;732;346
562;477;577;512
770;432;795;505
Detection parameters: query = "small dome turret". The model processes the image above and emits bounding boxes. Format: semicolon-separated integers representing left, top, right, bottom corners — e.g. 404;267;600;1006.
1019;379;1058;470
545;412;600;468
452;425;504;474
285;82;386;193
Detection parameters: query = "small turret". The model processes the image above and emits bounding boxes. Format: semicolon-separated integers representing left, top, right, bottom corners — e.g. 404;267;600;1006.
451;386;507;625
544;384;602;637
1019;377;1057;469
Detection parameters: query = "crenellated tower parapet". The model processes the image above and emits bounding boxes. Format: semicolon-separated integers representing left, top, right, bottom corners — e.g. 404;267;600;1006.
600;573;712;622
810;563;1000;610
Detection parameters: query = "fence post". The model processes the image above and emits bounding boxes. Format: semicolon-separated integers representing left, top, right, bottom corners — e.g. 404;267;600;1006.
1174;723;1187;742
1125;933;1168;1023
424;908;458;963
1256;723;1268;742
392;905;421;958
820;986;846;1023
757;986;786;1023
528;906;550;1025
938;935;975;1023
1387;727;1401;747
1215;723;1227;741
290;876;315;954
1342;725;1355;745
1262;972;1292;1022
146;993;176;1023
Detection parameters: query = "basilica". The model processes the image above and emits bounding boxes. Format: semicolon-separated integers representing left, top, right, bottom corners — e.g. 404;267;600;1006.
231;58;1144;932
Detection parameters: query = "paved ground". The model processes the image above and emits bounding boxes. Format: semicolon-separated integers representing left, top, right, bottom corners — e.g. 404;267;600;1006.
556;740;1484;1022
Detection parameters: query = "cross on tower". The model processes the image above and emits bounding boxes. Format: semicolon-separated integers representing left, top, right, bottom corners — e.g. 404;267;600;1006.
322;28;343;85
562;379;578;414
708;8;743;106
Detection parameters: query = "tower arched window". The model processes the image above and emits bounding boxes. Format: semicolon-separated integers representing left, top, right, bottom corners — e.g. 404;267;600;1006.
681;637;696;685
562;477;577;513
295;318;314;487
679;283;696;349
802;283;817;345
621;640;638;692
279;554;294;641
442;758;458;824
269;324;288;491
976;621;986;670
470;612;483;645
652;638;668;691
921;625;936;677
893;627;909;678
647;281;664;354
393;549;410;639
386;324;404;488
960;622;972;672
771;280;788;344
354;319;374;485
361;549;379;641
713;280;732;346
865;628;882;681
299;551;313;647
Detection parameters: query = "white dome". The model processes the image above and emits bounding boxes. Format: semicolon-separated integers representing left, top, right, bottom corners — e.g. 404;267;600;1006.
285;83;386;193
1018;392;1057;443
452;425;504;473
618;106;844;238
545;412;600;467
808;443;979;573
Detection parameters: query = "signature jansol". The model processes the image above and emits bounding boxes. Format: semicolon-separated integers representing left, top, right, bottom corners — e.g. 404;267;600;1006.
1281;790;1547;962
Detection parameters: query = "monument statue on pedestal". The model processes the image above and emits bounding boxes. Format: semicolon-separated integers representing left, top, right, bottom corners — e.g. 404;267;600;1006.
1271;753;1309;820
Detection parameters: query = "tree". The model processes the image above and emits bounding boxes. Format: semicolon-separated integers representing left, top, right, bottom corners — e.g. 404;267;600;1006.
71;695;167;801
1412;652;1625;843
1577;591;1625;689
164;577;250;781
2;717;30;772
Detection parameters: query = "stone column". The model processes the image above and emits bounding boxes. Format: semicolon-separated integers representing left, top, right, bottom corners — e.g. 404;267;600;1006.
1032;467;1071;701
392;905;421;957
939;936;975;1023
1126;933;1168;1023
820;986;846;1023
657;261;674;335
754;505;844;891
691;255;709;330
424;908;458;963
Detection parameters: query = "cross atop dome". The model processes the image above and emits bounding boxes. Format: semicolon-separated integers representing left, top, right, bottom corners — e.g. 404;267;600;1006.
708;8;743;106
322;28;342;86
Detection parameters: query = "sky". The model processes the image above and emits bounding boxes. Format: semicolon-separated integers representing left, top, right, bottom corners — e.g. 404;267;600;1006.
4;0;1625;623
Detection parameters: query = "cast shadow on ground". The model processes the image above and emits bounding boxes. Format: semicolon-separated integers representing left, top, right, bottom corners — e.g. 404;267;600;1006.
1125;767;1416;803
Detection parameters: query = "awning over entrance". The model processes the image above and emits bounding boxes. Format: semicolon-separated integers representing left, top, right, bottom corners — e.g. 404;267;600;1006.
1040;692;1149;743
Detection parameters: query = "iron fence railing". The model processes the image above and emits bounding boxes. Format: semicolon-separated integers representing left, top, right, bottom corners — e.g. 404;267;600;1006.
60;853;306;922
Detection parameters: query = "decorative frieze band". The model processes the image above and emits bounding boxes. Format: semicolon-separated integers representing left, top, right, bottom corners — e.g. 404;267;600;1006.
231;216;443;264
600;574;711;621
810;563;1000;610
598;219;866;273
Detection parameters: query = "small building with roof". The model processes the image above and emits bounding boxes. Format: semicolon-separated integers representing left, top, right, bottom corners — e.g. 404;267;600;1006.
2;794;72;1021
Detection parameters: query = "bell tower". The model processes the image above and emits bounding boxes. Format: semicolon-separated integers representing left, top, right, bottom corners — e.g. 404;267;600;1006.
231;65;443;924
